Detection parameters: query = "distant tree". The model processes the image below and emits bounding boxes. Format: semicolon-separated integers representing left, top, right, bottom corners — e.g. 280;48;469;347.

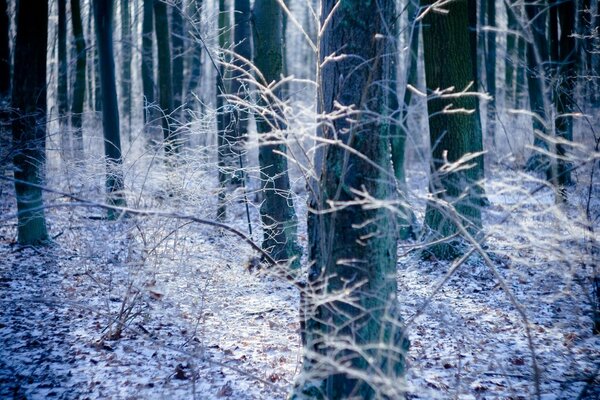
12;0;50;244
94;0;127;218
485;0;496;145
523;1;552;175
296;0;408;397
230;0;251;182
216;0;233;218
184;0;203;121
58;0;69;120
120;0;132;135
421;0;485;259
141;0;155;126
171;0;184;124
71;0;87;161
154;0;176;156
252;0;301;266
550;0;575;191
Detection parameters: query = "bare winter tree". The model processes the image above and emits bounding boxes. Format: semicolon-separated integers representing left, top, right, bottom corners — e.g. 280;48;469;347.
296;0;408;397
12;0;50;244
94;0;127;218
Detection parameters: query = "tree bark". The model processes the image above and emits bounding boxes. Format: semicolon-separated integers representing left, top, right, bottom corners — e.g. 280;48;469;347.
154;0;175;155
252;0;300;266
94;0;127;218
391;0;419;239
485;0;496;144
12;0;50;244
71;0;87;161
120;0;132;137
141;0;155;126
296;1;408;397
171;0;184;123
421;0;485;259
58;0;69;118
184;0;203;121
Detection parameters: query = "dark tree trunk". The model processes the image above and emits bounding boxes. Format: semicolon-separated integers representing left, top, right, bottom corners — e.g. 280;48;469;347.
296;1;407;398
12;0;50;244
141;0;155;125
485;0;496;144
421;0;485;260
94;46;102;112
230;0;251;184
154;0;175;155
216;0;232;218
171;0;184;123
505;1;518;107
0;0;8;98
184;0;203;120
252;0;300;266
71;0;87;161
0;0;10;173
553;0;576;191
94;0;127;218
120;0;132;137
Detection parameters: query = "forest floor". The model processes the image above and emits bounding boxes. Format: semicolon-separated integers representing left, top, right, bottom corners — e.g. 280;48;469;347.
1;142;599;399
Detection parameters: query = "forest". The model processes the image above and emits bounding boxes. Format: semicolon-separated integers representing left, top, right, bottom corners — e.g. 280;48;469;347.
0;0;599;399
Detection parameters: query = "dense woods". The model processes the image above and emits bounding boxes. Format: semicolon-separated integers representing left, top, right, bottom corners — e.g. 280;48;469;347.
0;0;599;399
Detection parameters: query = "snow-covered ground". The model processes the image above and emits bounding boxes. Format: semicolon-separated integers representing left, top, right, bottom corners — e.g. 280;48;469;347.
1;138;599;399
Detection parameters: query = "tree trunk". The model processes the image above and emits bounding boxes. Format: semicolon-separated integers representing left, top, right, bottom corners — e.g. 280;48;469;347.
553;0;575;191
485;0;496;145
0;0;10;175
58;0;69;117
71;0;87;161
296;1;408;397
171;0;184;123
184;0;203;121
141;0;155;126
0;0;9;98
391;0;419;239
94;0;127;219
505;1;517;107
230;0;251;184
216;0;232;218
252;0;300;266
154;0;175;155
120;0;132;138
421;0;485;260
12;0;50;244
524;1;552;174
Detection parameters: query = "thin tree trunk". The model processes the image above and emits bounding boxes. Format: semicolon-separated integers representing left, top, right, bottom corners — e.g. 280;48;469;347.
252;0;300;266
485;0;496;145
12;0;50;244
120;0;132;138
554;0;576;191
94;0;128;218
297;1;407;397
171;0;184;124
185;0;203;121
71;0;87;161
154;0;175;156
216;0;232;218
524;1;552;173
141;0;155;126
230;0;251;184
505;1;518;107
391;0;418;239
58;0;70;157
421;0;485;260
